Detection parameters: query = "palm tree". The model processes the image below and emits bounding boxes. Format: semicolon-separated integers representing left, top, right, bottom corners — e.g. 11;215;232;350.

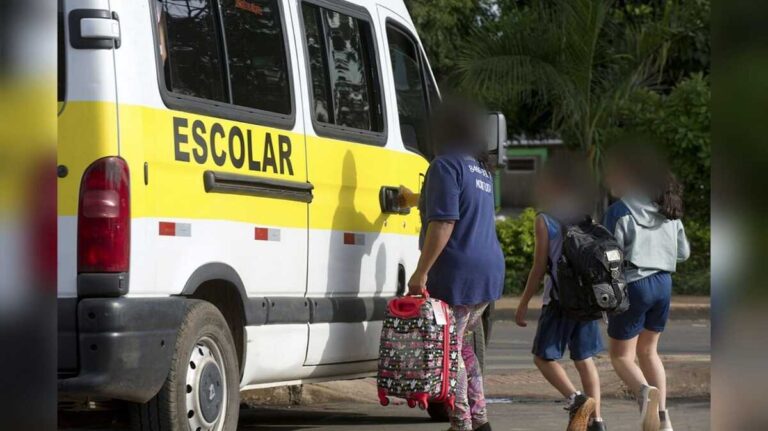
453;0;674;168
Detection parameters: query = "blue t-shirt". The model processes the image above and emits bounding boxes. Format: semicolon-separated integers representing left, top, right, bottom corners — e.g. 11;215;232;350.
418;154;505;305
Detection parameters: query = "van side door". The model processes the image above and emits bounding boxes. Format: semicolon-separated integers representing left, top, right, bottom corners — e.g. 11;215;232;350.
297;0;422;366
376;6;440;268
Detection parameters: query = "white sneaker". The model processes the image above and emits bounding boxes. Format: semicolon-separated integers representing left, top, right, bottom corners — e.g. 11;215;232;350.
659;409;673;431
638;385;660;431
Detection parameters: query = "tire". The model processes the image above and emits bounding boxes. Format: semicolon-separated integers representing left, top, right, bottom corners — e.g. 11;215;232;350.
482;302;495;345
131;301;240;431
427;402;450;422
473;311;488;374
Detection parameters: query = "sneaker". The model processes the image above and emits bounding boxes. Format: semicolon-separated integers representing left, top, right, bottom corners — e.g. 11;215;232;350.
587;420;607;431
567;394;596;431
659;410;673;431
638;385;660;431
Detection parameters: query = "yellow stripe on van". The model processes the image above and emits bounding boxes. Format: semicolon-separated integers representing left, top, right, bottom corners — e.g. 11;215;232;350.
59;102;428;236
58;101;119;213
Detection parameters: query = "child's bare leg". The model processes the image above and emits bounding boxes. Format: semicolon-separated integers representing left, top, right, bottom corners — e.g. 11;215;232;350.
637;330;666;411
534;355;578;398
609;336;648;396
574;357;601;418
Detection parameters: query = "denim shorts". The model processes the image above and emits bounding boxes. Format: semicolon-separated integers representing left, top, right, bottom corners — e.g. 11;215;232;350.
532;300;604;361
608;271;672;340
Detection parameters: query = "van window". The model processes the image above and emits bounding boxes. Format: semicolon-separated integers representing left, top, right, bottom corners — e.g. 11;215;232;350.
302;3;332;124
220;0;291;114
156;0;293;117
302;3;383;133
386;25;431;158
159;0;227;102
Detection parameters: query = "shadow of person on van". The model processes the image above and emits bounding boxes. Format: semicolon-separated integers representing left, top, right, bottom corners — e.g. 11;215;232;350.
312;150;388;366
326;150;386;297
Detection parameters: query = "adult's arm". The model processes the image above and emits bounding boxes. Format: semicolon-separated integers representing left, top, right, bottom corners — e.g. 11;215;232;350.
407;220;455;295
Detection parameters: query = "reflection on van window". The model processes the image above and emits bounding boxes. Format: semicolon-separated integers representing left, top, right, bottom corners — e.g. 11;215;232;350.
302;4;383;133
158;0;226;102
302;3;332;123
221;0;291;115
387;26;431;158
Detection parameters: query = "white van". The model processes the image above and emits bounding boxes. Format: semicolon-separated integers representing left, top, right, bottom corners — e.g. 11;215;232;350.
57;0;503;429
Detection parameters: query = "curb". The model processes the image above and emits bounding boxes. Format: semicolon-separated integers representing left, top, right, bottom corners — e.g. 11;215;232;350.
493;303;710;322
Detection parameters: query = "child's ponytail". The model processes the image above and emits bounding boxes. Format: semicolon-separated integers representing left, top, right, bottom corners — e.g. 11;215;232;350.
656;172;684;220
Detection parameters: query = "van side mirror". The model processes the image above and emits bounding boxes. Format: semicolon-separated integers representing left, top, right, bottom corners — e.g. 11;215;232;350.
486;112;507;168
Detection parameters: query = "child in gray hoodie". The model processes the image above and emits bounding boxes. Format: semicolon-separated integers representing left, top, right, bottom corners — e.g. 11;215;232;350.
602;145;690;431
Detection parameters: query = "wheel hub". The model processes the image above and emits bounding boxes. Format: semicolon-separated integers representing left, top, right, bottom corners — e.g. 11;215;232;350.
198;362;223;423
186;337;227;431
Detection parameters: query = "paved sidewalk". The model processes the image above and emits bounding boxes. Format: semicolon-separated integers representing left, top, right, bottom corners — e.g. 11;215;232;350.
493;295;710;321
238;399;710;430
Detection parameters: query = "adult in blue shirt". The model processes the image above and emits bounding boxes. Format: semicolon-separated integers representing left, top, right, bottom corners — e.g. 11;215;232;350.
399;100;504;431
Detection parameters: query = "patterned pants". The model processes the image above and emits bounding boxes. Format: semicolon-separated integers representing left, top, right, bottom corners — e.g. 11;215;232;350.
450;303;489;431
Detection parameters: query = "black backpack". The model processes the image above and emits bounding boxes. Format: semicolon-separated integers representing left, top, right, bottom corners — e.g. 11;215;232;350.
547;214;630;321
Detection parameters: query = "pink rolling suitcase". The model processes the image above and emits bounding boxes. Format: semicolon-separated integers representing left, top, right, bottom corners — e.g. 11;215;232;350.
376;292;458;410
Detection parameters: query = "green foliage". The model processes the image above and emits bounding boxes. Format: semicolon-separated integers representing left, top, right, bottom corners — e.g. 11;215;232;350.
609;0;710;85
451;0;672;168
616;73;711;222
403;0;491;84
496;208;537;294
673;218;711;295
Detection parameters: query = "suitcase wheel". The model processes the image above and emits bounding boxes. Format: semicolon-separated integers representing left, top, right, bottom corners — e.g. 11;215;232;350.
377;388;390;407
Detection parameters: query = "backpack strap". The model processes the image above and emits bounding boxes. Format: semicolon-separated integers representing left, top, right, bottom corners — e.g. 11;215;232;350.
537;211;593;299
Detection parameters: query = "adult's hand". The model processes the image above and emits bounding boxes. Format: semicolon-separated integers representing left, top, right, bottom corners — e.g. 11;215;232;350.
398;185;417;208
407;270;427;296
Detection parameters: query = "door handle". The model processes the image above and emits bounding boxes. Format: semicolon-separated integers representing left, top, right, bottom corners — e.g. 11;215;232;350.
69;9;121;49
379;186;410;215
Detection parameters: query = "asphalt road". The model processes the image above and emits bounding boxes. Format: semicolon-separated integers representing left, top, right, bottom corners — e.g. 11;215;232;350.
233;315;712;430
485;318;711;374
236;399;710;431
61;320;710;430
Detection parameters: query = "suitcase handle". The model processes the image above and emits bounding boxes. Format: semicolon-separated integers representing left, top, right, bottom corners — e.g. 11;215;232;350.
388;296;427;318
407;290;429;299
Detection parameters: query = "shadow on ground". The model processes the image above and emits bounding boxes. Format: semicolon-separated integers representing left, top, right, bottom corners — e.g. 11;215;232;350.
238;406;434;430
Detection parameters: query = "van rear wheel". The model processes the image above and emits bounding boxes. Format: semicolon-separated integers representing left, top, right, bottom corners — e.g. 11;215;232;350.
131;301;240;431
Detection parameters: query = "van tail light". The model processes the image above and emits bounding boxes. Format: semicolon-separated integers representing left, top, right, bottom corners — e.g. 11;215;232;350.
77;157;130;273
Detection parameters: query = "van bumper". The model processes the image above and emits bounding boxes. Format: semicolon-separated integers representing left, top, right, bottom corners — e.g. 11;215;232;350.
58;297;192;403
